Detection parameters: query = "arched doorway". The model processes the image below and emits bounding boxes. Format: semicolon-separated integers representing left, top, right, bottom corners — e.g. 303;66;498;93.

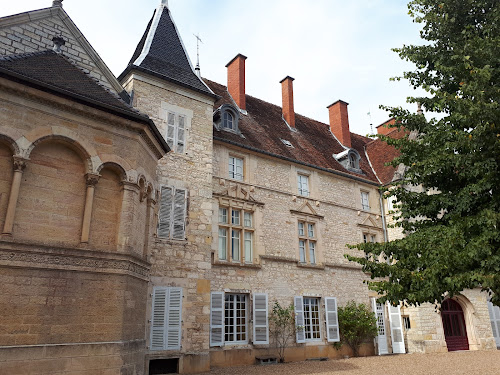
441;299;469;351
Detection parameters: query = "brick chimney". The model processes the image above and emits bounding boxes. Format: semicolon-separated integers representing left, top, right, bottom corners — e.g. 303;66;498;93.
280;76;295;128
226;54;247;110
327;100;351;148
376;118;396;135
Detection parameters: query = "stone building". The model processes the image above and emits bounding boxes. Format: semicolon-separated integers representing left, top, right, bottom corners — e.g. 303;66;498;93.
0;1;498;374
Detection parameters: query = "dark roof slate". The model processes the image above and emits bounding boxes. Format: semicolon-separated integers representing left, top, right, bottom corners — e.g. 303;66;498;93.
205;79;380;184
121;7;213;97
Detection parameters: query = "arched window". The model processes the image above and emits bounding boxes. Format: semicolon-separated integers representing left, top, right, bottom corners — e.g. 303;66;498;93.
223;111;234;130
349;153;357;169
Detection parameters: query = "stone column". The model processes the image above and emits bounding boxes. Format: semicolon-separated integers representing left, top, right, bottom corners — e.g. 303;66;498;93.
80;173;100;243
2;156;28;235
118;181;139;254
143;193;156;259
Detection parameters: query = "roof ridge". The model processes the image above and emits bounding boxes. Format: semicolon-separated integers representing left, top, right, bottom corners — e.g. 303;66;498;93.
0;49;56;62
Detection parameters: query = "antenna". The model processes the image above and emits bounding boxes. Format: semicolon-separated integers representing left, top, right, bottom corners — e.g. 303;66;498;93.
194;33;203;78
367;110;374;135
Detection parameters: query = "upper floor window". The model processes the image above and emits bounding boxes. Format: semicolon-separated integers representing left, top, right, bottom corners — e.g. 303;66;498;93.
363;233;376;243
223;112;234;130
166;112;186;153
229;156;244;181
158;186;187;240
298;174;310;197
298;221;316;264
361;191;370;211
218;207;253;263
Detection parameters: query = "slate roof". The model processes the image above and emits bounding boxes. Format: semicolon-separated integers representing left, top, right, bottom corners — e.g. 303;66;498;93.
365;128;406;184
205;79;381;185
120;7;214;98
0;50;169;152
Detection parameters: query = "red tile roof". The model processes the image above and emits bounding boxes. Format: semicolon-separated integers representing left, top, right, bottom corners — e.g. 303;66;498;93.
205;79;380;185
365;128;406;184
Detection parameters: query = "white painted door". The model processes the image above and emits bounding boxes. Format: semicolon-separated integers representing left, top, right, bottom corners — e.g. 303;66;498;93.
487;300;500;347
371;299;388;355
387;302;406;354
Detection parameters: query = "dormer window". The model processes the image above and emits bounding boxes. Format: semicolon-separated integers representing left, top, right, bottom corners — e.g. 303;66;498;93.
333;149;362;174
214;104;240;134
223;112;234;130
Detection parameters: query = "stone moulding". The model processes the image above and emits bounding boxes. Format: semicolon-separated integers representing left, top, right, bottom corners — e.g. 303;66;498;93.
0;240;150;280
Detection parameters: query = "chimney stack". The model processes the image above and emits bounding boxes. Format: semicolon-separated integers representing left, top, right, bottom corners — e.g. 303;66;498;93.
280;76;295;128
327;100;351;148
226;54;247;110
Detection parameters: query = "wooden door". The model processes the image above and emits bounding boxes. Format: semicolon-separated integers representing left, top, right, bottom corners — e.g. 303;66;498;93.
441;299;469;351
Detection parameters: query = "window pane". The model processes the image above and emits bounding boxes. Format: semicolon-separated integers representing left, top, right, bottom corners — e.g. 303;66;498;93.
309;242;316;264
219;208;227;224
308;223;315;238
244;212;252;227
218;228;227;260
299;240;306;263
225;294;246;343
244;232;252;263
223;112;234;129
363;234;368;243
231;210;240;225
229;157;243;180
298;174;309;196
232;229;240;261
371;235;376;243
361;192;370;210
298;222;305;236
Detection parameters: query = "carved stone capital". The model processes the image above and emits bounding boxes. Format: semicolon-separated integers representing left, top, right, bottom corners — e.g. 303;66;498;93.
85;173;100;187
12;156;28;172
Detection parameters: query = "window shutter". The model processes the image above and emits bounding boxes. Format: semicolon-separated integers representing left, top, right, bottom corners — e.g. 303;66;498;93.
294;296;305;343
488;300;500;347
177;115;185;153
172;188;187;240
210;292;224;347
158;186;173;238
253;293;269;345
166;287;182;350
167;112;176;150
325;297;339;342
151;287;167;350
387;302;406;354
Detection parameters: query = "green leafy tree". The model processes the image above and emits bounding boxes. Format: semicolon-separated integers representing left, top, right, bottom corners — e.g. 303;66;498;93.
269;301;295;363
334;301;378;357
347;0;500;306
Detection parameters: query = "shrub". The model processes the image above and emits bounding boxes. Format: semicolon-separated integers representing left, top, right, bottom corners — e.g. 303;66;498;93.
269;301;295;363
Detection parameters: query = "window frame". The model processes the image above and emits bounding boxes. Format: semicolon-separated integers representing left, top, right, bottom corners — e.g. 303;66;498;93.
228;155;244;181
298;220;317;265
166;111;187;153
361;191;370;211
297;173;310;197
302;297;322;341
224;293;249;345
218;206;254;264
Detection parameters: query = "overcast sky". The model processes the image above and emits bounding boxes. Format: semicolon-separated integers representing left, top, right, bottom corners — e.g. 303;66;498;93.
1;0;424;136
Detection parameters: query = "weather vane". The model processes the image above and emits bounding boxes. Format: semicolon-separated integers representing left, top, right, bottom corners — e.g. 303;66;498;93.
194;33;203;77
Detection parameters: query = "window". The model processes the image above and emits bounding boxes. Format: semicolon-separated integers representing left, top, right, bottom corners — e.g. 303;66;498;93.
150;287;182;351
298;221;316;264
295;296;339;344
210;292;269;347
297;174;309;197
387;195;396;211
223;112;234;130
229;156;244;181
166;112;186;153
349;153;358;169
361;191;370;211
158;186;187;240
218;207;253;263
281;139;294;148
403;315;411;330
303;297;321;340
363;234;376;243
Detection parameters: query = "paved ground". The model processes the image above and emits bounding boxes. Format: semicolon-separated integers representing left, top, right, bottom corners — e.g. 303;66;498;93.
199;350;500;375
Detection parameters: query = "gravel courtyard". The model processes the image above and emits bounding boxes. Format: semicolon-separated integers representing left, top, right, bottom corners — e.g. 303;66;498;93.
199;350;500;375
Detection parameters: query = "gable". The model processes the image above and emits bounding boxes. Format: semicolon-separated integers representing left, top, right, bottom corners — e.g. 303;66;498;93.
0;7;125;97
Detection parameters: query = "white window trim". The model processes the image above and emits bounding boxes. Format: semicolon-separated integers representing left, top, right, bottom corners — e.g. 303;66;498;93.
229;155;244;181
160;102;193;154
297;173;310;197
361;191;370;211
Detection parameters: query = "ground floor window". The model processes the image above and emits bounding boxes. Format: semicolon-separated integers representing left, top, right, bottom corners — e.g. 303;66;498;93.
303;297;321;340
224;294;248;343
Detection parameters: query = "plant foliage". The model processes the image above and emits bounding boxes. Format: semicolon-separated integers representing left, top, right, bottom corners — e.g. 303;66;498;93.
334;301;378;357
347;0;500;306
269;301;295;363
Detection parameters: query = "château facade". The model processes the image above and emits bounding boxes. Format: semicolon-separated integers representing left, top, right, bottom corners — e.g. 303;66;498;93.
0;1;497;374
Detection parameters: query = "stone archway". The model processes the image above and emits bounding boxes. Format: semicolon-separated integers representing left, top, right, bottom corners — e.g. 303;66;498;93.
441;299;469;351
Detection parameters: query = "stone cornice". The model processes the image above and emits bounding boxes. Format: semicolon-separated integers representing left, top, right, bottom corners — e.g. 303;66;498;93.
0;240;150;281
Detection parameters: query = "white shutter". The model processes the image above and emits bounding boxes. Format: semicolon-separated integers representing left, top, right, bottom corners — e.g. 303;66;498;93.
294;296;305;343
387;302;406;354
325;297;339;342
172;188;187;240
210;292;224;347
177;115;185;153
151;287;167;350
253;293;269;345
158;186;173;238
167;112;176;150
166;287;182;350
488;300;500;347
371;298;389;355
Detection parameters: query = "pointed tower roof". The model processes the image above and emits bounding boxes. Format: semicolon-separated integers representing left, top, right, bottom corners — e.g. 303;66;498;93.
119;2;215;98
